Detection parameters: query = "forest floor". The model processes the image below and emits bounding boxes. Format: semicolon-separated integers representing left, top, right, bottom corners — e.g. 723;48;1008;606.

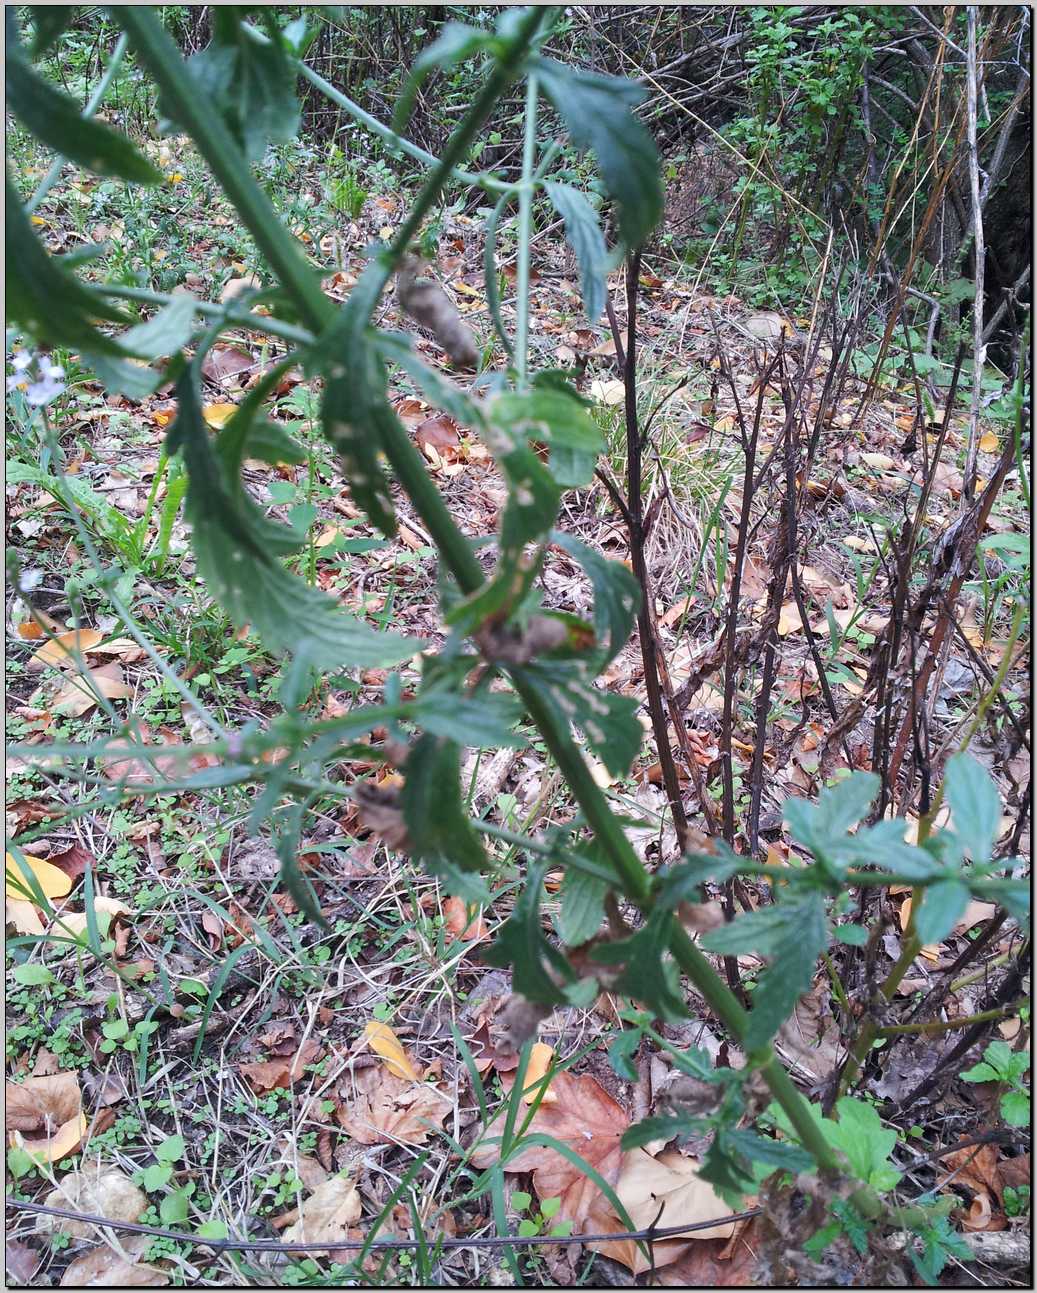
5;121;1031;1290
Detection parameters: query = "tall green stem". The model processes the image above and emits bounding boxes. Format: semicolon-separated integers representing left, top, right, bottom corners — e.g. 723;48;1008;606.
113;3;841;1179
513;73;539;387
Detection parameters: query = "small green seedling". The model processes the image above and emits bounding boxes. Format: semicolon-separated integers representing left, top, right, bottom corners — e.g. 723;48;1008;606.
510;1191;573;1239
961;1041;1030;1126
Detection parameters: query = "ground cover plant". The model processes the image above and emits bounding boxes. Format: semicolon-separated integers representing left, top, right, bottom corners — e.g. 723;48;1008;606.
4;5;1031;1288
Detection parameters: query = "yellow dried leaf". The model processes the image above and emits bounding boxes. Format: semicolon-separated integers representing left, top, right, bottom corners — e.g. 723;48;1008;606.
362;1021;421;1081
861;452;897;471
978;430;999;453
522;1043;558;1105
27;629;105;671
5;852;72;902
777;601;803;635
52;898;133;940
842;535;875;553
52;665;133;717
10;1113;87;1165
202;403;239;429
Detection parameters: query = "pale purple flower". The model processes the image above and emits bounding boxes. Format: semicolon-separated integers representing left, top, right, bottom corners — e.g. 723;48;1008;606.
7;350;66;406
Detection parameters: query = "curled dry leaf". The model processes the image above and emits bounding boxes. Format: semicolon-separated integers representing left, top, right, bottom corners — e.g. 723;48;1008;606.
280;1176;362;1257
442;895;488;942
521;1042;558;1105
26;629;105;671
59;1234;167;1287
239;1038;324;1093
52;662;133;717
587;1148;738;1274
36;1167;146;1238
335;1064;451;1146
468;1070;628;1228
362;1020;421;1082
6;1070;87;1164
656;1213;765;1286
51;896;133;940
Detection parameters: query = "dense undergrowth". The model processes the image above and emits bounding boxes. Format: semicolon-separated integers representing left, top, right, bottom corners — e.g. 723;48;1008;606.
4;6;1031;1289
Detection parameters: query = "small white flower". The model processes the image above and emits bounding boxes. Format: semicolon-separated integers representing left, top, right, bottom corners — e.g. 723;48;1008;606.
25;375;65;407
18;569;44;594
6;375;23;393
40;361;65;381
11;350;33;371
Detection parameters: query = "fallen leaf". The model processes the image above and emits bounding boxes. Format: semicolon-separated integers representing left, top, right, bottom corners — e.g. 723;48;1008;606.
943;1142;1007;1232
201;346;253;387
978;430;999;453
6;851;73;902
656;1213;765;1285
5;1239;40;1284
36;1167;146;1237
51;897;133;940
6;1070;87;1164
45;843;94;883
362;1021;422;1082
335;1066;451;1146
27;629;109;671
239;1038;323;1092
777;601;803;636
861;451;898;471
414;414;461;463
220;274;261;303
202;403;239;430
588;1148;739;1274
588;378;626;406
469;1071;628;1228
442;896;488;942
280;1176;362;1257
59;1235;167;1287
52;663;133;717
521;1042;558;1105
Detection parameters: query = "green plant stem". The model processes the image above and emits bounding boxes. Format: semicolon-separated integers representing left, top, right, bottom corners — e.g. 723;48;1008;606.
876;1003;1022;1038
97;283;315;346
114;2;842;1182
951;951;1011;994
26;33;129;213
513;72;539;387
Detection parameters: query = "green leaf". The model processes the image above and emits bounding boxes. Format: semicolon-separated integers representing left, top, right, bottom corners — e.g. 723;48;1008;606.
238;419;307;467
510;1190;532;1213
410;689;525;749
834;924;869;946
6;47;163;183
591;907;688;1021
395;22;495;131
102;1019;130;1041
1000;1090;1030;1127
517;1217;538;1237
553;532;640;666
482;862;574;1005
11;963;54;986
400;734;490;903
704;895;828;1050
168;364;418;668
829;1098;901;1192
697;1129;758;1204
557;864;608;946
944;753;1001;864
607;1029;641;1081
535;59;663;247
828;819;941;881
657;847;744;902
155;1133;185;1164
141;1162;173;1192
159;1189;190;1226
520;661;642;778
724;1129;814;1174
377;332;487;429
29;6;77;56
119;295;197;359
163;10;302;163
543;181;607;324
540;1196;562;1220
195;1219;228;1241
783;773;879;865
490;388;603;488
79;350;162;400
621;1112;708;1150
912;878;970;945
6;175;131;355
959;1061;1000;1084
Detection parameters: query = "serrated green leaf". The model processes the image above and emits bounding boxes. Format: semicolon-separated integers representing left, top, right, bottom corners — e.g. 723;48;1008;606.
557;864;608;946
119;295;197;359
521;661;642;777
490;388;603;488
552;532;640;666
960;1061;1000;1084
535;59;663;247
411;689;525;749
783;773;879;864
834;924;869;946
591;907;688;1021
828;819;941;880
395;22;495;131
400;734;490;903
160;1189;190;1226
482;862;574;1004
829;1098;900;1192
657;847;744;902
162;11;301;162
377;333;487;429
1000;1091;1030;1126
944;752;1001;864
607;1028;641;1081
543;181;607;324
6;47;163;183
240;419;308;466
913;878;970;945
621;1112;708;1150
80;350;162;400
168;364;418;668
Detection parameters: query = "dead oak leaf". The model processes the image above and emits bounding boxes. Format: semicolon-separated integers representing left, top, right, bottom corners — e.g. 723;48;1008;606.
6;1070;87;1164
587;1149;740;1275
335;1065;451;1146
59;1234;167;1287
656;1213;765;1286
468;1071;628;1228
280;1176;362;1258
239;1038;323;1092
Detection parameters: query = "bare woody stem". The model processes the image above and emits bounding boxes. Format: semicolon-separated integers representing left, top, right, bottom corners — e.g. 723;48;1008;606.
115;4;842;1178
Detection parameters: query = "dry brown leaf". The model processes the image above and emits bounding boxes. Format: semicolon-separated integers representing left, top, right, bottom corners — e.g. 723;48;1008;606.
280;1176;362;1257
239;1038;323;1092
362;1021;421;1082
943;1142;1007;1232
36;1167;146;1237
777;601;803;636
656;1213;765;1286
588;1149;739;1274
776;986;844;1082
6;851;72;902
468;1071;627;1228
201;346;253;386
221;274;261;303
51;897;132;940
521;1043;558;1105
442;896;488;942
335;1065;452;1146
5;1238;40;1285
52;663;133;717
27;629;105;671
6;1070;86;1164
59;1234;167;1287
414;413;461;463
